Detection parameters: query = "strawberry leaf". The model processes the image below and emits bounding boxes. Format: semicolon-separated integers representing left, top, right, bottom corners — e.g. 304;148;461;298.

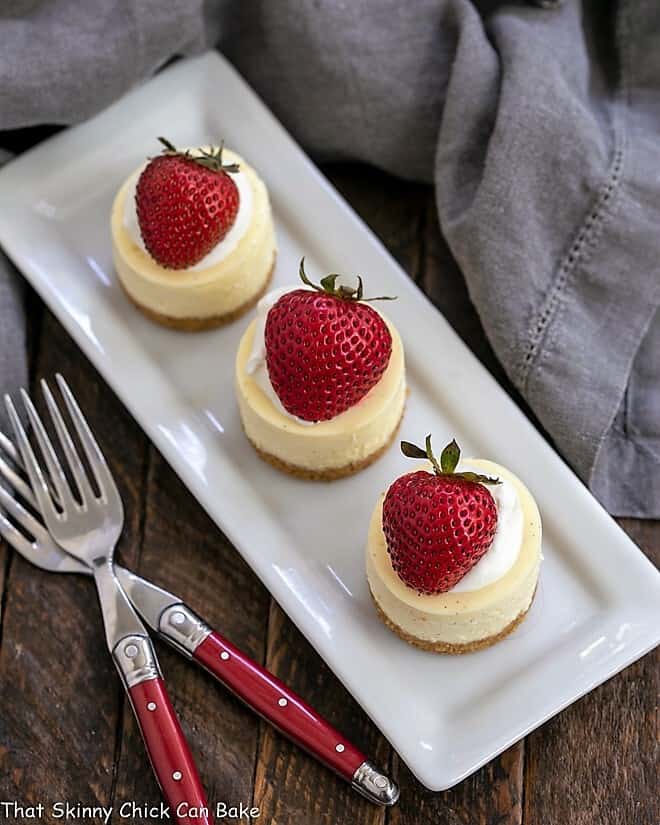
440;439;460;474
320;273;340;292
400;440;428;459
455;471;501;485
157;136;177;153
154;137;240;174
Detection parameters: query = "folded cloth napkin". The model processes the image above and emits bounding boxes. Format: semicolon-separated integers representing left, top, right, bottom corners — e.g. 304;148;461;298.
1;0;657;516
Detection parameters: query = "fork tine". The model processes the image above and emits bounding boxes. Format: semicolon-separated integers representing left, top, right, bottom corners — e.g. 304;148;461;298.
4;395;61;523
55;375;118;501
0;507;38;556
0;430;61;508
0;484;50;543
20;388;75;506
0;450;37;509
0;430;19;464
41;379;95;507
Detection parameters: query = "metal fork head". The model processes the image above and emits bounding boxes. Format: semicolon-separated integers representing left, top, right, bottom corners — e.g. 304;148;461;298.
0;438;89;575
4;375;124;567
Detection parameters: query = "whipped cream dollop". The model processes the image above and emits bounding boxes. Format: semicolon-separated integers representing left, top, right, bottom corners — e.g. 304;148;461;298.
123;160;253;272
246;286;316;425
449;460;524;592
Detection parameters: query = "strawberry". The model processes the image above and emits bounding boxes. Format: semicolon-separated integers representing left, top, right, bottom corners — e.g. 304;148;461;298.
135;137;240;269
382;436;500;594
264;259;396;422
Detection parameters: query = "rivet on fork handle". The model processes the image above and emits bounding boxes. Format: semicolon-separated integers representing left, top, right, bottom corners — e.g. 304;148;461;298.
352;760;400;806
113;634;161;688
159;604;212;658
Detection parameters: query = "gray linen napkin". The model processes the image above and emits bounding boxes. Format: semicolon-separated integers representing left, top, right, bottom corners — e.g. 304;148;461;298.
1;0;657;516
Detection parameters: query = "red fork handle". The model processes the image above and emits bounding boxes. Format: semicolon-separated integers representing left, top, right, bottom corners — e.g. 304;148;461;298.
193;631;365;781
128;678;213;824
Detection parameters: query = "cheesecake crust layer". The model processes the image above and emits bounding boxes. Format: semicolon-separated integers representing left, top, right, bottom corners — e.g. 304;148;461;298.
119;256;275;331
370;586;534;654
244;404;403;480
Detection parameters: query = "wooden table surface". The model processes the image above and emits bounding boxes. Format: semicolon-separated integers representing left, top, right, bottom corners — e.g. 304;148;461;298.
0;163;657;825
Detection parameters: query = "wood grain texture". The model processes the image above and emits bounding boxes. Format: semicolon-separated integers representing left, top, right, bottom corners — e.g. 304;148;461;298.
252;601;389;825
0;288;39;807
523;519;659;825
390;745;524;825
0;548;8;631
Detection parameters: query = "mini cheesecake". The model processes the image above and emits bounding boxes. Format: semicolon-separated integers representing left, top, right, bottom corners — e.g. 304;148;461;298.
235;262;406;479
111;143;276;330
366;439;541;653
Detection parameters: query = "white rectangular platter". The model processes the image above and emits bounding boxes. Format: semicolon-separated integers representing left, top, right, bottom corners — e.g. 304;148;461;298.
0;52;658;791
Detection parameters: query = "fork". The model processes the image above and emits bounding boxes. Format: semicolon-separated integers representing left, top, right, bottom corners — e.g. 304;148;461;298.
5;376;213;825
1;381;399;806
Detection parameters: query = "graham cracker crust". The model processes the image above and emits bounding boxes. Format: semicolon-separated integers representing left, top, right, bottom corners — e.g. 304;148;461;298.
119;255;275;332
245;408;404;481
370;586;535;654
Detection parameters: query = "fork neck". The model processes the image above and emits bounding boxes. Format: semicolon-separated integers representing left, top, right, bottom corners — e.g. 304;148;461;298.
92;559;151;652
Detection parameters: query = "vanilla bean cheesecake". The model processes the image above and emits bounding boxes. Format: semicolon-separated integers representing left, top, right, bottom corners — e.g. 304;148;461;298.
235;260;406;479
366;437;542;652
111;139;276;330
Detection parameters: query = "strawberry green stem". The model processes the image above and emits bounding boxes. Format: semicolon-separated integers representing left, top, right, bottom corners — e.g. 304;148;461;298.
400;435;501;485
298;257;396;303
155;136;240;174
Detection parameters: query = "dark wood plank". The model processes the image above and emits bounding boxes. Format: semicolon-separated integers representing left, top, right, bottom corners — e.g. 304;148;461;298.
252;601;389;825
0;551;7;622
0;284;43;651
110;448;271;823
0;284;40;802
0;541;11;768
617;519;660;568
523;518;659;825
0;310;149;821
389;745;524;825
